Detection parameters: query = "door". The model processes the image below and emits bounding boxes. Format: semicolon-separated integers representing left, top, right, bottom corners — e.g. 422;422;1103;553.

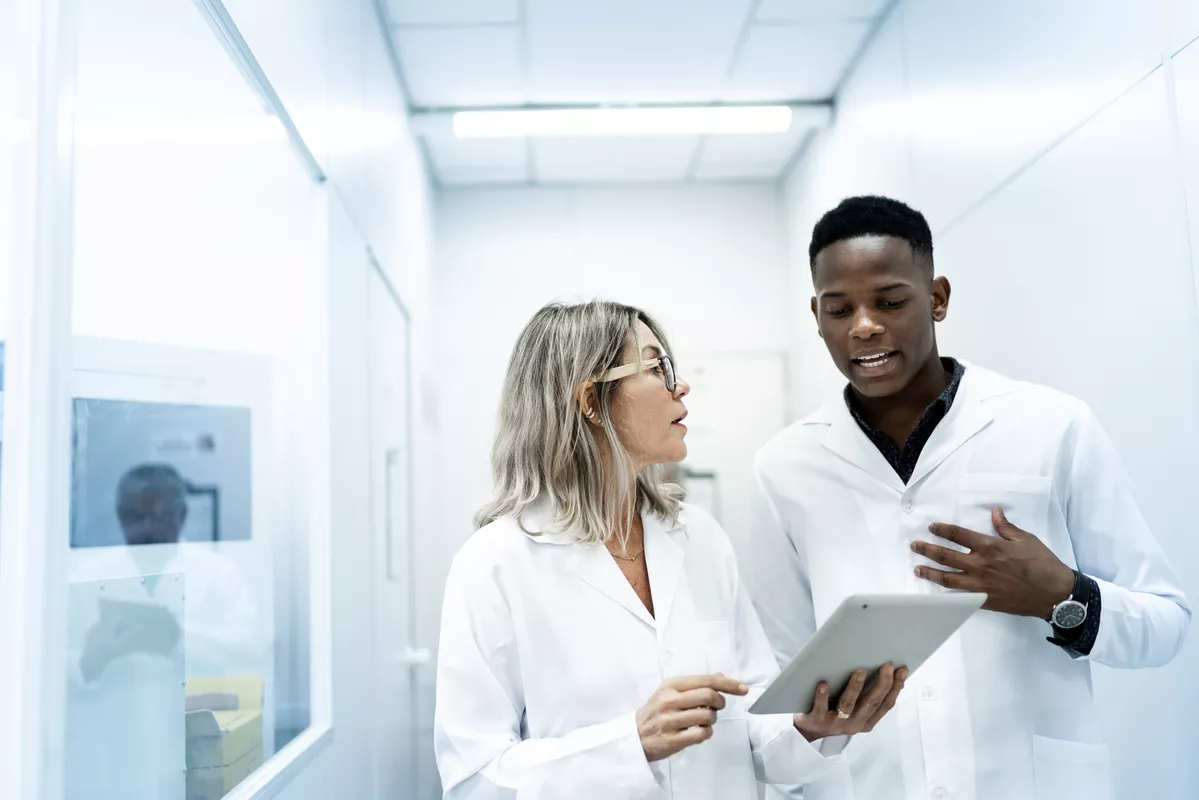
367;258;431;798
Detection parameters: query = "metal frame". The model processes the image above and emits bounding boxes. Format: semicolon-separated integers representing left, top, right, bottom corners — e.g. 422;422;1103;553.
0;1;78;799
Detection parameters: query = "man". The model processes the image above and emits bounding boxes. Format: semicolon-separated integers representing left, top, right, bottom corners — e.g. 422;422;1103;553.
751;196;1189;799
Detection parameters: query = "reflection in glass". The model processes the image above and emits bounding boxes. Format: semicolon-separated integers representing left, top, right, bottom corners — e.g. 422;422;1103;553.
63;0;326;793
71;398;252;548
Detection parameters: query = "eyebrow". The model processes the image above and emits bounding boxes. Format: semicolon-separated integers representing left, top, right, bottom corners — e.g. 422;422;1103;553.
820;282;912;299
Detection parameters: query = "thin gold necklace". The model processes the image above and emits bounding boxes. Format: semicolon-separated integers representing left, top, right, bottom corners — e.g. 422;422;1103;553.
609;547;644;562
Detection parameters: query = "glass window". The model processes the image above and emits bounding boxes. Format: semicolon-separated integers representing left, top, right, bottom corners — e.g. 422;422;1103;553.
62;0;326;797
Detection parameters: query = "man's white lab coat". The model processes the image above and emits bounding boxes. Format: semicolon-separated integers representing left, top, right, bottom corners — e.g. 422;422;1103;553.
751;363;1189;800
435;502;844;799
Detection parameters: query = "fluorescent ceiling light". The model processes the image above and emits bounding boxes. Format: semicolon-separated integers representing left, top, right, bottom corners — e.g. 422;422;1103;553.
453;106;794;138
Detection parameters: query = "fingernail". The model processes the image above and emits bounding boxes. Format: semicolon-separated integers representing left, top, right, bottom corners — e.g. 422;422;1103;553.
818;685;828;695
914;567;923;577
738;683;749;693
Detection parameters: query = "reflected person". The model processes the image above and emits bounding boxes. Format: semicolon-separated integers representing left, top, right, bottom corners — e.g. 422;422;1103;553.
434;301;908;800
76;463;261;681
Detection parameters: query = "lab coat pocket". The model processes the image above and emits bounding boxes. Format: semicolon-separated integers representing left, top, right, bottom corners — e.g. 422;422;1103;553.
1032;735;1112;800
954;473;1052;540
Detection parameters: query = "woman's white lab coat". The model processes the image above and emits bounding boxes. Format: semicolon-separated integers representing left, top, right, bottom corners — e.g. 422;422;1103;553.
434;501;841;799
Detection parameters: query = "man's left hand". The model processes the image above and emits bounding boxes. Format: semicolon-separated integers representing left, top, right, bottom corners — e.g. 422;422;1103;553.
912;508;1075;619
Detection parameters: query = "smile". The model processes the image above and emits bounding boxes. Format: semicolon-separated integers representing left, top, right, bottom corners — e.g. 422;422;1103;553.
852;351;899;374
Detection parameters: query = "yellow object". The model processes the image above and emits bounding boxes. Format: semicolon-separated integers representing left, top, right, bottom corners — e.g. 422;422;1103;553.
185;676;264;800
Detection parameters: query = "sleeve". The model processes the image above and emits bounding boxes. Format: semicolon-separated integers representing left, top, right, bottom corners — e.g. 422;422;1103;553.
1062;405;1190;667
433;547;664;800
748;461;818;671
717;514;847;788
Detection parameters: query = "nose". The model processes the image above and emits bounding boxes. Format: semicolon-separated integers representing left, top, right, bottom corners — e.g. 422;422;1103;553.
673;376;690;399
849;306;885;339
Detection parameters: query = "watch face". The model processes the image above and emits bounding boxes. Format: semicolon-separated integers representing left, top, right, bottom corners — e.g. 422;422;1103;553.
1053;600;1087;629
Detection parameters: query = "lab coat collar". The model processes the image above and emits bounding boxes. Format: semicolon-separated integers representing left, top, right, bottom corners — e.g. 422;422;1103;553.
517;496;689;630
807;361;1021;491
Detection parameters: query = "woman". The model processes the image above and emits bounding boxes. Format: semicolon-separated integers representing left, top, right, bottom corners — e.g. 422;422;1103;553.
434;301;907;799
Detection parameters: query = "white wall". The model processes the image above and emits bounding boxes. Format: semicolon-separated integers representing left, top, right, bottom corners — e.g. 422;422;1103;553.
433;183;794;574
781;3;1199;797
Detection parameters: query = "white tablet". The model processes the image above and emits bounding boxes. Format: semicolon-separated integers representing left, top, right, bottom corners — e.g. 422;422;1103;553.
749;592;986;715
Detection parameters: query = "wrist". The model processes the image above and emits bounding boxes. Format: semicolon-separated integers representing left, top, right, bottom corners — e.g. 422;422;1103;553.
1043;565;1076;617
793;714;819;743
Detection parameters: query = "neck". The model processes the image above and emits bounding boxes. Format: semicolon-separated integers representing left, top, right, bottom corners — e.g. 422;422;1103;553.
852;353;952;431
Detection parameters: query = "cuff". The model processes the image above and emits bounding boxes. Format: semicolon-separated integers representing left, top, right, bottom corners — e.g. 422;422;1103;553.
751;714;841;785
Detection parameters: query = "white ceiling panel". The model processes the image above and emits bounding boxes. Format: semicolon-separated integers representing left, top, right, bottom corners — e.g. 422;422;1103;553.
726;21;870;99
386;0;519;26
425;135;528;171
533;137;699;182
693;160;788;180
525;0;754;104
756;0;888;22
699;128;807;165
394;27;525;107
439;165;530;186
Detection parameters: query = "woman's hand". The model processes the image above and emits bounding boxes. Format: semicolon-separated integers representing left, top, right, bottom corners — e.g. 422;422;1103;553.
636;674;748;762
793;663;908;742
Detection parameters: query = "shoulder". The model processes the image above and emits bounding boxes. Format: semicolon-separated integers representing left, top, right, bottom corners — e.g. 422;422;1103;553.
967;364;1093;423
754;401;840;477
449;515;544;581
676;502;737;558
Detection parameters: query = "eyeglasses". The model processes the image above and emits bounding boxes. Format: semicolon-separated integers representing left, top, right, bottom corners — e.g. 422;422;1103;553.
595;354;677;393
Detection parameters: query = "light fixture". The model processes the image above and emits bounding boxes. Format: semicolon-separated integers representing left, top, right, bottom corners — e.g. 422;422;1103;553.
452;105;797;138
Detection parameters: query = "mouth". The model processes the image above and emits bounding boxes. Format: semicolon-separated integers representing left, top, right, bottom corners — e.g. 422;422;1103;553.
671;411;688;429
851;350;900;377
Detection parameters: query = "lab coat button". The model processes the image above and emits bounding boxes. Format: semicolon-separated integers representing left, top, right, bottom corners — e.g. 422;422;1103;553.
922;686;936;702
662;649;673;665
902;499;914;513
930;787;947;800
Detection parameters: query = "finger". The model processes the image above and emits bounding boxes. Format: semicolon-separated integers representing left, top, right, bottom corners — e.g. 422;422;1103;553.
667;674;749;695
808;682;830;716
835;670;868;717
664;707;719;732
671;687;727;712
854;664;895;720
910;541;973;571
914;566;974;591
928;523;989;551
867;667;909;728
668;724;714;752
992;508;1025;541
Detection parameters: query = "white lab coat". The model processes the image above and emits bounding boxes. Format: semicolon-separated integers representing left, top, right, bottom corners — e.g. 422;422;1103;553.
434;501;843;799
751;363;1190;800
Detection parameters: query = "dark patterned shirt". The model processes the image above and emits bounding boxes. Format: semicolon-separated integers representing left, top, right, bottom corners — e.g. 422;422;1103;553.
844;358;1100;656
844;358;966;485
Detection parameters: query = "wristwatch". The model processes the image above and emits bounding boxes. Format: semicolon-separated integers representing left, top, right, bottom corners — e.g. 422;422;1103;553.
1048;569;1090;630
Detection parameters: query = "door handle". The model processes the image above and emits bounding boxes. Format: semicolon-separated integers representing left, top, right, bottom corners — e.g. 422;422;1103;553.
399;647;432;667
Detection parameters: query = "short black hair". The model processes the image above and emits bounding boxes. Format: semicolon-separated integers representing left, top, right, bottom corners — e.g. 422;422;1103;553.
808;195;934;276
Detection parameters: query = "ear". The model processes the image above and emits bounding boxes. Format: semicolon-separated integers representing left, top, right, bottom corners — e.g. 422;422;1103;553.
576;380;601;427
930;276;951;322
810;296;823;338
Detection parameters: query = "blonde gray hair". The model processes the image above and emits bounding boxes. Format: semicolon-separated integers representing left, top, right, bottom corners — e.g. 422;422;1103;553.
475;300;684;547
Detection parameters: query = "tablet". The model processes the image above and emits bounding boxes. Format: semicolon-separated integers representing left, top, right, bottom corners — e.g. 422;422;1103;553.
749;592;986;715
97;596;182;655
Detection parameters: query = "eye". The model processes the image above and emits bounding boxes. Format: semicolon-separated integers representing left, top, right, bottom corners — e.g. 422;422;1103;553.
880;299;907;310
825;307;851;318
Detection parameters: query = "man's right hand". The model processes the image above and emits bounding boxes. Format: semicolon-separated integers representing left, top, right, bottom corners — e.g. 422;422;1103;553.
793;663;908;742
636;674;749;762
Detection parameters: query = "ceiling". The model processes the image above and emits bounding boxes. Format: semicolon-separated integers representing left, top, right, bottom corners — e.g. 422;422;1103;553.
382;0;891;186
